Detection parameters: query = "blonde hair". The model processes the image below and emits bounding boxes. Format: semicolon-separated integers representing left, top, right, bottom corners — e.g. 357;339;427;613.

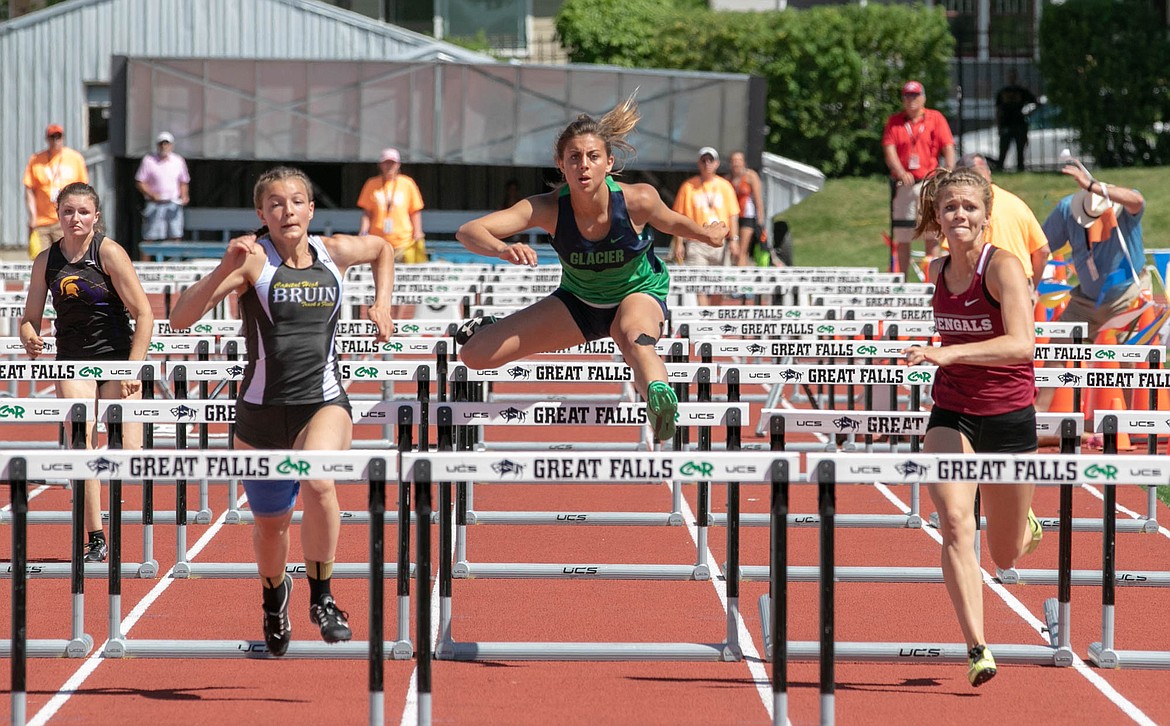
913;167;992;239
253;166;314;209
554;93;640;173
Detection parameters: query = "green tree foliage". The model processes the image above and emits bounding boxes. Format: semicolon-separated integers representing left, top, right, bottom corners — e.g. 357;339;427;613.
556;0;953;176
1038;0;1170;167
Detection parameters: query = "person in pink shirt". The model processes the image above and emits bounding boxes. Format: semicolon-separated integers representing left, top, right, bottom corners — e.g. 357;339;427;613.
135;131;191;244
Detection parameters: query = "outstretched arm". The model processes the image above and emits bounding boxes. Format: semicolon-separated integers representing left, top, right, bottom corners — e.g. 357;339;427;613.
456;194;556;267
625;183;726;248
18;252;51;358
326;234;394;342
170;235;259;329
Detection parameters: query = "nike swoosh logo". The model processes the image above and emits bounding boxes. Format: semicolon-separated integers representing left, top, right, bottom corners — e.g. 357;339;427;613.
964;299;979;307
609;238;622;245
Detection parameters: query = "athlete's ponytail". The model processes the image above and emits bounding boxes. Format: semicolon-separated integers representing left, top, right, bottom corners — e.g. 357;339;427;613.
553;92;640;174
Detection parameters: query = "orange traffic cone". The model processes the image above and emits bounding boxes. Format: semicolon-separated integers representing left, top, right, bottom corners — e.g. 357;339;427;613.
1048;362;1077;414
1084;329;1128;432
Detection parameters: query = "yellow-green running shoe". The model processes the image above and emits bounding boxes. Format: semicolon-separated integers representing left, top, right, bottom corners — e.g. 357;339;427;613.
967;644;997;686
646;381;678;442
1024;508;1043;556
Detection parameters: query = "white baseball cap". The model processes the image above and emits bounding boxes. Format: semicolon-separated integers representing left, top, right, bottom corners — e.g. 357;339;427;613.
156;131;175;144
698;146;719;162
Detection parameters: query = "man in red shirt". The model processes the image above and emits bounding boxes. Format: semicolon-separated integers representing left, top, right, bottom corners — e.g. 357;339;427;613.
882;80;955;276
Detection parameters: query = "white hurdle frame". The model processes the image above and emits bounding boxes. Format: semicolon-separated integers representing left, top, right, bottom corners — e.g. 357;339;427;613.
4;450;401;726
434;401;749;581
402;450;797;726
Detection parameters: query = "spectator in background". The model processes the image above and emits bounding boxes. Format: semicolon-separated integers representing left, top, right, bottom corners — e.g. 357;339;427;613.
882;80;955;276
727;151;766;267
671;146;739;305
995;70;1038;172
1042;159;1147;341
135;131;191;245
959;153;1050;290
357;147;426;264
23;123;89;259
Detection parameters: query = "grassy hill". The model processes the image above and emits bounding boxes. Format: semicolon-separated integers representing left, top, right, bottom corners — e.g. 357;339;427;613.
786;168;1170;271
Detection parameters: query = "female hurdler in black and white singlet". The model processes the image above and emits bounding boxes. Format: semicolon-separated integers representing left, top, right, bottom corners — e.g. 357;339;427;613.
171;166;394;656
20;182;155;564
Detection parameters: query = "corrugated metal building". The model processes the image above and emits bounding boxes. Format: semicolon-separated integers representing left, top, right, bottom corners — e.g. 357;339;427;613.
0;0;490;250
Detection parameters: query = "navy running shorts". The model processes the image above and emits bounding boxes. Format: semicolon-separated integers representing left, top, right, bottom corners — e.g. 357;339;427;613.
234;393;351;450
926;404;1038;453
550;288;667;343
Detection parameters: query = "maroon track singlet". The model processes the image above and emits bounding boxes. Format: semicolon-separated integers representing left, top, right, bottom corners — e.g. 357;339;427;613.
930;245;1036;415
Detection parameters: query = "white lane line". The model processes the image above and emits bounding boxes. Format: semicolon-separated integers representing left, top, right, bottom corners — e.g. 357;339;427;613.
1078;483;1170;540
873;483;1157;726
28;498;243;725
676;484;787;726
1;484;53;512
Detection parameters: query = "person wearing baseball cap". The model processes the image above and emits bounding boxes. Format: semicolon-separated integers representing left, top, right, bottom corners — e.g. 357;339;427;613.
357;146;427;268
670;145;740;304
135;131;191;245
1041;156;1147;340
23;123;89;259
881;80;955;276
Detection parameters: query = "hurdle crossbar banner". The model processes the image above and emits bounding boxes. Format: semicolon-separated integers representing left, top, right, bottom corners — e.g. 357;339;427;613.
680;320;872;338
0;360;161;381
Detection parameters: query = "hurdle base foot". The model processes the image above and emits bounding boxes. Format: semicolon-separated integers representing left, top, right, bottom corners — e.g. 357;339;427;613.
721;643;742;661
464;511;479;524
1054;646;1075;667
103;638;127;658
173;562;191;578
693;563;711;581
452;561;470;579
757;594;772;662
194;509;213;525
996;567;1020;584
905;513;922;529
137;560;159;578
667;512;684;526
66;634;94;658
391;640;414;660
1088;642;1118;668
224;509;243;524
1141;519;1160;533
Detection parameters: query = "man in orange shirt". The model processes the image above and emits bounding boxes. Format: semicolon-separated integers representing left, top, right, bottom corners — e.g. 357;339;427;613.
357;147;426;264
671;146;739;305
882;81;955;276
23;123;89;259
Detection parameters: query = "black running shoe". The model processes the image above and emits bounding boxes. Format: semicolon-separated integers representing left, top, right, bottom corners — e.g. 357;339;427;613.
309;596;352;644
454;315;498;346
262;578;293;657
83;537;108;563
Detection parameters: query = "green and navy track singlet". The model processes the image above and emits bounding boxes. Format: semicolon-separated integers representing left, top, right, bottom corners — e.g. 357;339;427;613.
239;235;344;405
45;232;133;360
552;177;670;306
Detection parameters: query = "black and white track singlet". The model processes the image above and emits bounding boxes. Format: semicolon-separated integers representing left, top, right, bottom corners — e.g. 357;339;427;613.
239;235;343;405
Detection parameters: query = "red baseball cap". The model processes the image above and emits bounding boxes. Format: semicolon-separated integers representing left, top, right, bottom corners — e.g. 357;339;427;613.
45;123;64;136
901;81;924;96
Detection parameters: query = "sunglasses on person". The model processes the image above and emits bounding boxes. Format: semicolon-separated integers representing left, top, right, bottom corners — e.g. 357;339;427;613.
902;92;922;98
47;133;63;139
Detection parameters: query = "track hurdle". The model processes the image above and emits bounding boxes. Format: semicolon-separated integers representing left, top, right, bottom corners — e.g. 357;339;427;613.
403;450;796;726
770;453;1109;726
3;450;398;726
1088;413;1170;669
433;401;748;581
